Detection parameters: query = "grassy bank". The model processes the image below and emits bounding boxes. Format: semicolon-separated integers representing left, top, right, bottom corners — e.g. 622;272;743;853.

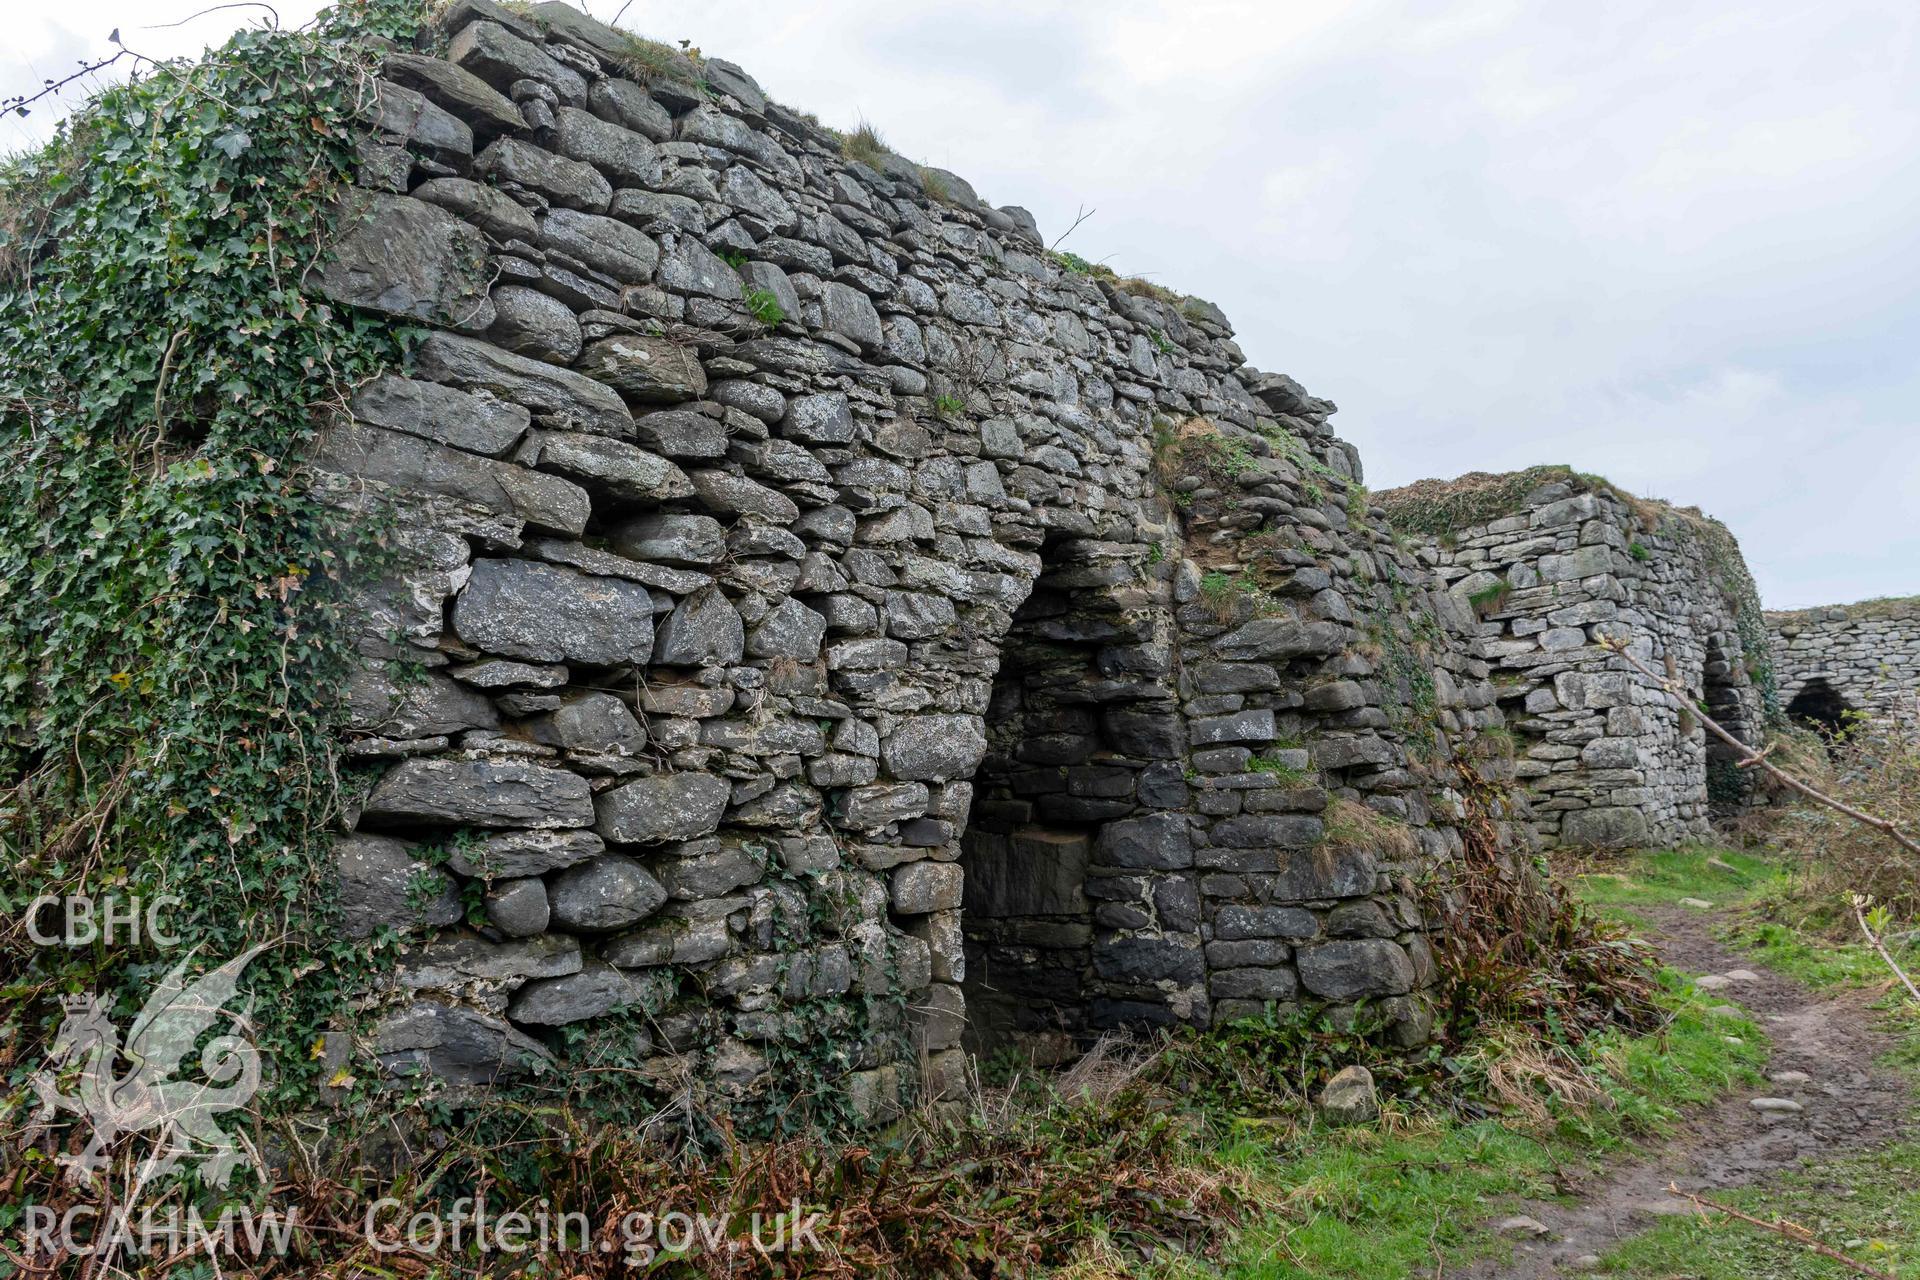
1189;978;1763;1277
1562;842;1920;1280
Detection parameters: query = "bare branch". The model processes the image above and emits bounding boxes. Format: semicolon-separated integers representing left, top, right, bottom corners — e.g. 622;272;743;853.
1049;204;1096;251
1665;1184;1897;1279
1598;635;1920;859
1853;894;1920;1005
3;47;150;119
142;3;282;31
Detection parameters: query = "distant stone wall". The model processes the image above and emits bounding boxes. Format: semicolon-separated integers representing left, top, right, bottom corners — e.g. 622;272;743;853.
307;0;1525;1118
1379;470;1769;849
1768;598;1920;727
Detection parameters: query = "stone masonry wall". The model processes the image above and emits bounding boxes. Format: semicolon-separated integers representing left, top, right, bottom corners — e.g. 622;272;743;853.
1380;471;1768;849
312;0;1522;1118
1768;597;1920;727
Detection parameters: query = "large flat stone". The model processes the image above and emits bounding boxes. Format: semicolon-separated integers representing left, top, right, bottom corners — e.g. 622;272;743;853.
361;757;595;829
453;557;654;666
311;422;588;537
335;834;462;938
575;334;709;403
308;190;494;331
414;331;633;437
595;773;732;844
351;373;529;457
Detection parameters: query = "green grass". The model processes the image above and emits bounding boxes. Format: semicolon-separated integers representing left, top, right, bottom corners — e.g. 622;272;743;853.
1565;842;1779;915
1595;1138;1920;1278
1199;975;1765;1277
1561;844;1920;1278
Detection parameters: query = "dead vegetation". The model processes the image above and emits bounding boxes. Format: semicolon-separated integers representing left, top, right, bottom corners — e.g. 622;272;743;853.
1745;703;1920;924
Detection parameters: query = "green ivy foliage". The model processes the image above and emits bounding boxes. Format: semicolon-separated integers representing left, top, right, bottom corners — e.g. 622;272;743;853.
0;0;422;1128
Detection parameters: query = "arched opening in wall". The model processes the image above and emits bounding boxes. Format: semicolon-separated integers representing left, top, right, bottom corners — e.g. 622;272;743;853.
1701;635;1754;820
958;538;1195;1064
1786;677;1854;738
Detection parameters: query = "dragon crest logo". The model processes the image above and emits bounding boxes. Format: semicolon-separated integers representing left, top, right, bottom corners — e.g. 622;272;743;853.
29;945;267;1188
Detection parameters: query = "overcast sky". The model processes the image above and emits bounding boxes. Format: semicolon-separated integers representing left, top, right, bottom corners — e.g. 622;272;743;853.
6;0;1916;609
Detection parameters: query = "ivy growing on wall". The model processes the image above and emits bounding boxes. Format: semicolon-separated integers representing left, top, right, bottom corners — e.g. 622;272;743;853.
0;0;423;1145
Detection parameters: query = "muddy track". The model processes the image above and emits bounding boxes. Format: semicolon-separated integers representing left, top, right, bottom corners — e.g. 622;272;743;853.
1464;904;1913;1278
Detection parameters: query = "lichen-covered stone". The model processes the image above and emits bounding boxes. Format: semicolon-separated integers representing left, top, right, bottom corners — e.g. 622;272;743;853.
362;758;595;829
594;773;732;844
309;191;494;331
549;854;669;931
452;558;654;665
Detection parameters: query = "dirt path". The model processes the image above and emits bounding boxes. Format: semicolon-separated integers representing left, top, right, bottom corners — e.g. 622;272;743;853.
1465;904;1913;1277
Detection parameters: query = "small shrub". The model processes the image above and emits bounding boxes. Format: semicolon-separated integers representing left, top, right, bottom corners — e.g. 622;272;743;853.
1246;754;1310;785
841;120;889;168
1629;540;1651;562
617;34;699;86
1324;797;1420;860
1113;275;1180;304
1753;711;1920;925
743;287;784;327
918;166;952;203
1467;580;1512;617
932;393;965;418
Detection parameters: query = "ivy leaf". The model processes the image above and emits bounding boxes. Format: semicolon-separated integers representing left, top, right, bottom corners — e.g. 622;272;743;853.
211;129;252;159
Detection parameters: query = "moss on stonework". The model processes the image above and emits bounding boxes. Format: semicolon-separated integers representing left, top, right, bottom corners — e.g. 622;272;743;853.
1766;593;1920;624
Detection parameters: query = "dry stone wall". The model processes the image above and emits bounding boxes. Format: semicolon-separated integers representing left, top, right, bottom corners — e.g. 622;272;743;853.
1379;471;1770;849
1768;598;1920;729
313;0;1523;1118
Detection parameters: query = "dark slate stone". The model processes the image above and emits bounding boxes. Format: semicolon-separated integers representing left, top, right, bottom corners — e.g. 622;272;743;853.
381;53;525;138
508;961;657;1026
475;137;610;211
1095;813;1193;870
1212;905;1320;941
449;20;586;105
374;999;553;1085
335;834;462;939
1214;617;1348;661
351;372;529;457
1207;815;1327;850
312;421;588;537
547;105;657;185
452;557;654;665
588;77;673;141
447;828;605;878
575;335;710;403
651;588;746;666
363;80;473;162
517;430;693;503
485;877;551;936
654;838;768;900
539;206;659;283
361;757;595;829
345;666;500;739
549;853;669;931
1296;940;1416;1000
1093;938;1203;985
781;392;856;443
882;714;987;782
486;284;583;364
595;773;733;844
308;190;494;332
608;514;727;567
746;597;827;659
414;331;633;437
